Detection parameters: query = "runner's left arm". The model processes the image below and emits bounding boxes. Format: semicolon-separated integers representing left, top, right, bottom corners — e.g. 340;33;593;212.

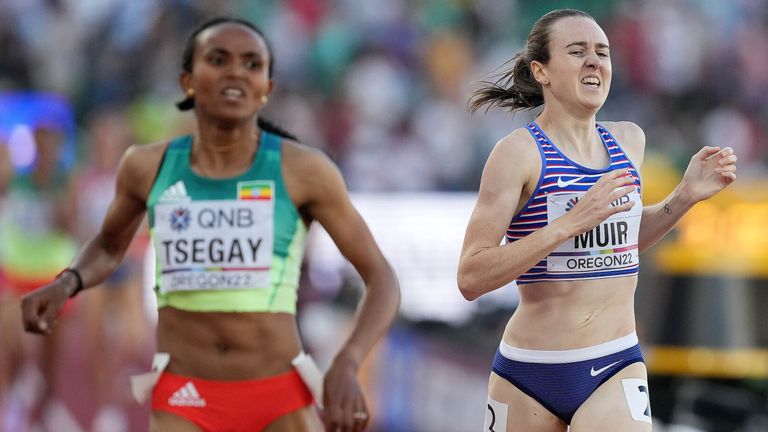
639;146;736;253
303;150;400;432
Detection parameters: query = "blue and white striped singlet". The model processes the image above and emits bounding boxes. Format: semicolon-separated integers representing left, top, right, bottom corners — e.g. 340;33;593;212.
508;122;643;284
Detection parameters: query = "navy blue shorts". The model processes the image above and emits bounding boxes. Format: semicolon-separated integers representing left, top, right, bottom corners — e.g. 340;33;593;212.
492;332;644;424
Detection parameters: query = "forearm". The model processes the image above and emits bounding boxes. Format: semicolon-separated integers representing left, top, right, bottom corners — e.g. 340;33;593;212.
639;184;696;253
458;219;574;300
334;260;400;370
65;233;132;296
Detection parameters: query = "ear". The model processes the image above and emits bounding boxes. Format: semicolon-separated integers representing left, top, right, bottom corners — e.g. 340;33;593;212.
179;72;192;95
530;60;549;86
266;79;274;96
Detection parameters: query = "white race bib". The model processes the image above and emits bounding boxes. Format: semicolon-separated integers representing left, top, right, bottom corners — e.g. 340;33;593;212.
546;190;641;275
153;196;274;292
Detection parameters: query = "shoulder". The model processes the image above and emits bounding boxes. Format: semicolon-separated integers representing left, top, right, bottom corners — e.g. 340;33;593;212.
483;126;540;182
280;138;346;209
600;121;645;166
494;126;539;156
120;141;169;176
281;138;338;174
117;141;171;200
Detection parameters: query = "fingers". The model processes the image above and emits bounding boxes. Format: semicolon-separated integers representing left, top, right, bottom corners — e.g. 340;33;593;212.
696;146;722;161
21;295;58;335
589;168;634;196
608;185;637;200
21;297;47;335
715;164;737;174
40;301;60;334
352;398;369;432
602;167;633;182
607;185;637;213
715;149;737;169
720;171;737;182
324;398;369;432
324;403;348;432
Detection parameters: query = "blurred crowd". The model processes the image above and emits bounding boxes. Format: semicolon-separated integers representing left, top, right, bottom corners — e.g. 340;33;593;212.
0;0;767;430
1;0;766;188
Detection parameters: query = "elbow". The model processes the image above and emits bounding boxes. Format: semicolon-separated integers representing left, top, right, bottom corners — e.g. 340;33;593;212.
457;268;482;301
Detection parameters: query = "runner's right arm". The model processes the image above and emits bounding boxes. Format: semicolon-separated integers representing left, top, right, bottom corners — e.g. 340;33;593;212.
22;143;164;334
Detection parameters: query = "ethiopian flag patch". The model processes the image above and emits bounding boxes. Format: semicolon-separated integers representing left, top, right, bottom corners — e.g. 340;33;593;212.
237;180;273;200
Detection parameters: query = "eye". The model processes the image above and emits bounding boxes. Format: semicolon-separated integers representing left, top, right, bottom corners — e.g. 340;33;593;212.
245;59;263;70
570;50;584;56
597;51;610;58
209;54;226;66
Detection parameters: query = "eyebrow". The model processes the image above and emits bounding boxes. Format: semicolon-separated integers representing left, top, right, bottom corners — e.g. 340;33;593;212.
565;41;610;49
207;47;264;58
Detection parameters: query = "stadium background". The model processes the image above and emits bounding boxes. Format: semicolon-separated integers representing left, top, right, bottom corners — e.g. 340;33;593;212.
0;0;766;431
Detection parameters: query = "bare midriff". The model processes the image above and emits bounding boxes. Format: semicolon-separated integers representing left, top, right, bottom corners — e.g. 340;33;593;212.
503;275;638;350
156;307;302;380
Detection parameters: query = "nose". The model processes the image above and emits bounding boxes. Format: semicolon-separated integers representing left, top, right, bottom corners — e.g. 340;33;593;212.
585;51;601;69
225;62;248;78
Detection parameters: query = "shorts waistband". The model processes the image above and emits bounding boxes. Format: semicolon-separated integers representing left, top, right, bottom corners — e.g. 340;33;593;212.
499;332;638;364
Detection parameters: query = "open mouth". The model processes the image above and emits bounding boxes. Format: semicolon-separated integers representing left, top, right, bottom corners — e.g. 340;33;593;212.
580;76;601;88
220;87;245;100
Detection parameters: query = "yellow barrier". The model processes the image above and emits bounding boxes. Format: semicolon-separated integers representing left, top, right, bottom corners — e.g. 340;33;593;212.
647;346;768;378
641;153;768;277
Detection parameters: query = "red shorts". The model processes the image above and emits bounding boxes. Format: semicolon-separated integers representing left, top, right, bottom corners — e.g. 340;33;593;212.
0;268;76;315
152;369;314;431
0;267;54;296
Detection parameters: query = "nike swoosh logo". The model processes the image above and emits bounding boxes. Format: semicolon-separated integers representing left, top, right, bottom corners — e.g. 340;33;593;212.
590;360;621;377
557;176;586;188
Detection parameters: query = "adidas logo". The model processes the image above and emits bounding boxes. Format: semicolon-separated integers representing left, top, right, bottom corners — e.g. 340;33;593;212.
168;382;206;407
159;181;189;202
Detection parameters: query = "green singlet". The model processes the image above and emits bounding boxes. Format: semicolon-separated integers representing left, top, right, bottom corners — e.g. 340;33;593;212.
0;173;76;283
146;131;306;313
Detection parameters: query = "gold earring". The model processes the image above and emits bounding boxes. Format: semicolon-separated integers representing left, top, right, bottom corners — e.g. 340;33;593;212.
542;80;549;85
261;95;268;104
186;88;195;97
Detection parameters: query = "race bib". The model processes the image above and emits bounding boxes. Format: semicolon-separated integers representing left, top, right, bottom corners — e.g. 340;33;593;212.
546;190;641;274
153;194;274;292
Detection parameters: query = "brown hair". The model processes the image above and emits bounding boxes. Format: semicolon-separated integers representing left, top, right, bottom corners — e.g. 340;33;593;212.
468;9;595;113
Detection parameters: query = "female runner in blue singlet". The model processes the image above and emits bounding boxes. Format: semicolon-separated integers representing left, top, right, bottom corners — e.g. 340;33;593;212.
21;17;400;432
458;9;737;432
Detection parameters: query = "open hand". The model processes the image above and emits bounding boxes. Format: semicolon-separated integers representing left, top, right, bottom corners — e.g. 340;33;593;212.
564;168;637;235
680;146;737;203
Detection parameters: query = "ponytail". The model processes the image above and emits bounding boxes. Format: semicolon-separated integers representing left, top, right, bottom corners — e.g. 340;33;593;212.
257;117;298;141
468;52;544;113
468;8;595;114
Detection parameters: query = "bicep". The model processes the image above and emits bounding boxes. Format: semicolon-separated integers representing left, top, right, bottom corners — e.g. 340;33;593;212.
307;163;386;278
460;142;529;258
97;148;150;253
98;190;146;253
616;121;646;170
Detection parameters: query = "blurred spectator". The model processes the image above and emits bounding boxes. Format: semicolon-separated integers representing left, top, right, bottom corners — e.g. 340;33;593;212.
0;125;77;431
72;107;153;431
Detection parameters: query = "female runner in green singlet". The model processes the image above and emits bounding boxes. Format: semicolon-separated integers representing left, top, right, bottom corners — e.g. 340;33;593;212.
21;17;400;432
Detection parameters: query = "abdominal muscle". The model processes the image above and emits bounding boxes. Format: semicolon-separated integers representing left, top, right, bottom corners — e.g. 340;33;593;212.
156;307;303;381
502;275;638;350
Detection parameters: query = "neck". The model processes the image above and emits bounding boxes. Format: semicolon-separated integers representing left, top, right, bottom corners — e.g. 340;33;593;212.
191;117;260;176
536;103;598;150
